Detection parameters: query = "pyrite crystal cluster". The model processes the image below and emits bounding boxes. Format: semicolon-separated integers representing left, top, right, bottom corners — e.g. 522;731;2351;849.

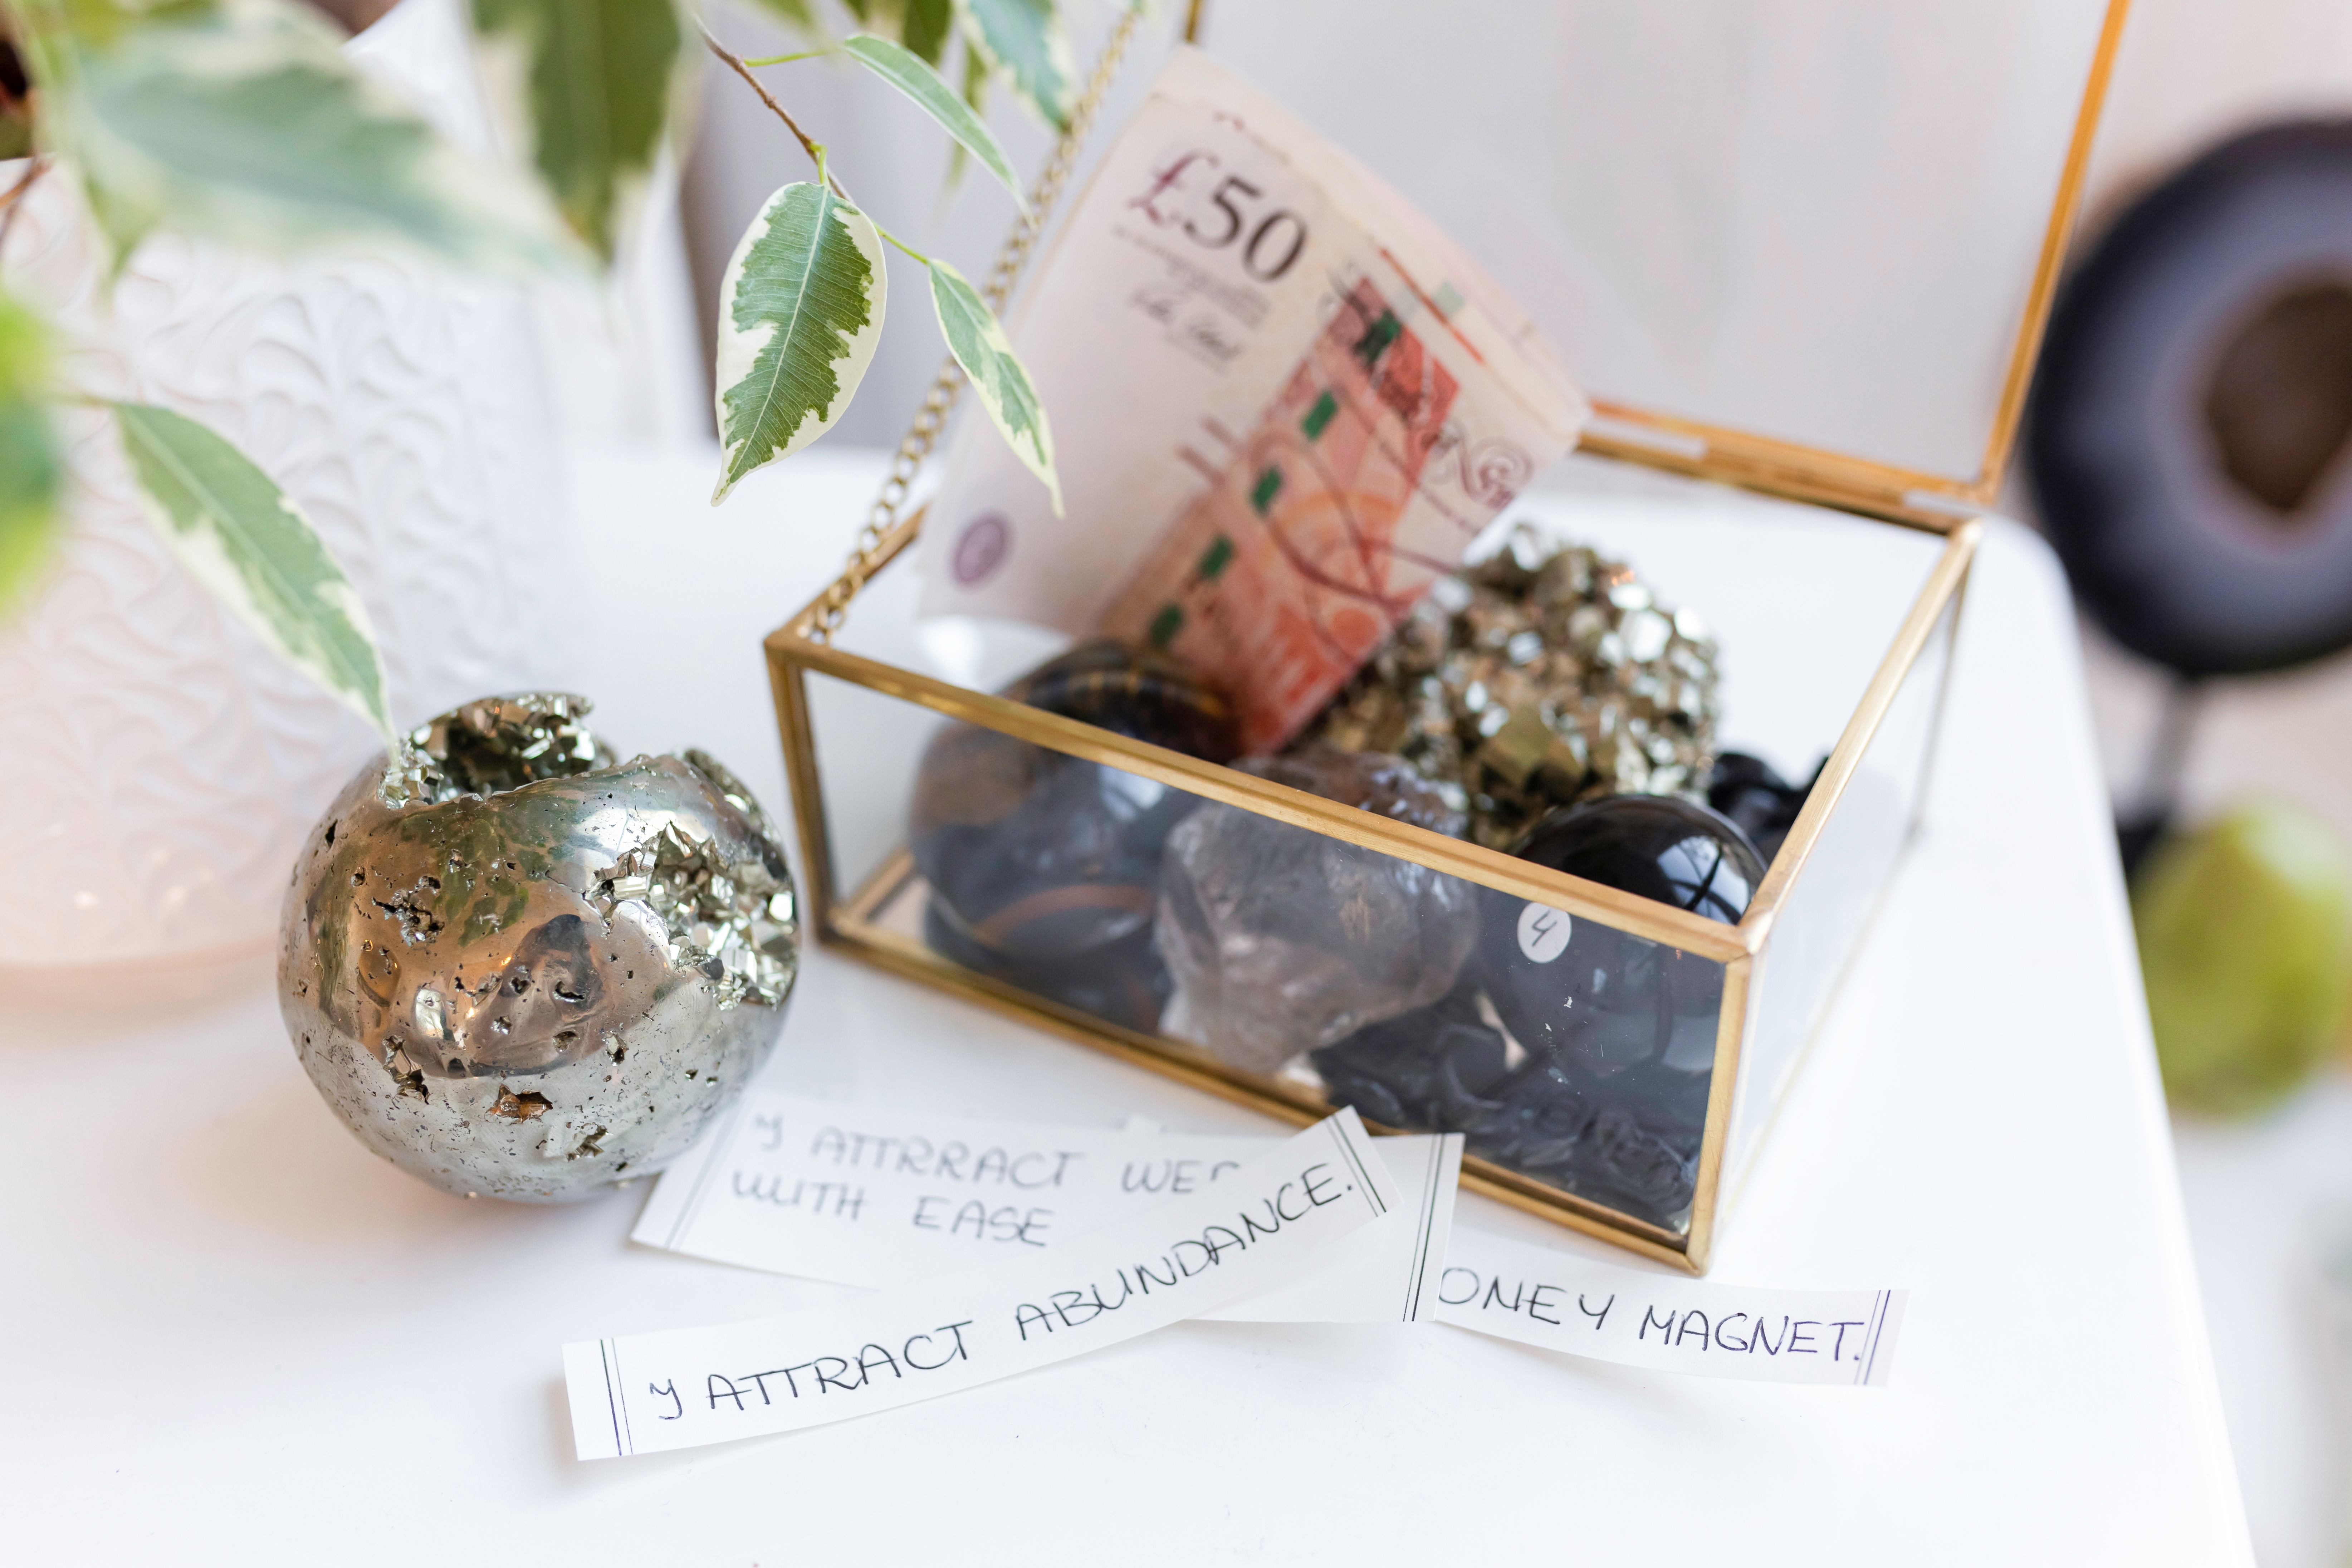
279;694;797;1203
1306;522;1721;850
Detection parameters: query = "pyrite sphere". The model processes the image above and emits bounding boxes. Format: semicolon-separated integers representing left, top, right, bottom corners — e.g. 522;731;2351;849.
278;694;798;1202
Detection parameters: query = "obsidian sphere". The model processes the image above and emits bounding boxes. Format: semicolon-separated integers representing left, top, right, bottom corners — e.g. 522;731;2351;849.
1508;795;1766;923
911;641;1238;1031
1476;795;1760;1069
1706;751;1817;866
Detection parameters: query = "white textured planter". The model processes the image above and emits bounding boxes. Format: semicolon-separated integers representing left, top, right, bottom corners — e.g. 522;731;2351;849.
0;0;571;967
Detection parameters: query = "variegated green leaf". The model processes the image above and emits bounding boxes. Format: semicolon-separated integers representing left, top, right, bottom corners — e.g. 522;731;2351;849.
112;401;396;746
29;0;567;272
713;180;887;502
469;0;687;266
899;0;949;65
0;291;62;620
961;0;1071;131
928;258;1058;512
839;32;1021;208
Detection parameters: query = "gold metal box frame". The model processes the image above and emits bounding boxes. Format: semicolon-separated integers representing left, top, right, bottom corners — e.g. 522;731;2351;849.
761;1;2130;1273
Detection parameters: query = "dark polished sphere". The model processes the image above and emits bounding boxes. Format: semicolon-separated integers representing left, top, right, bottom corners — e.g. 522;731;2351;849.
1509;794;1765;922
911;641;1238;1029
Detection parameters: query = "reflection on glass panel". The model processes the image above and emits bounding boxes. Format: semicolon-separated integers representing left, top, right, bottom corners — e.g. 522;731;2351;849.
823;656;1738;1237
1725;592;1960;1193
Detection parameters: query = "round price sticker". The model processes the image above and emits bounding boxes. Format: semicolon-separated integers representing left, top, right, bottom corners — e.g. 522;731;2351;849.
1515;902;1573;963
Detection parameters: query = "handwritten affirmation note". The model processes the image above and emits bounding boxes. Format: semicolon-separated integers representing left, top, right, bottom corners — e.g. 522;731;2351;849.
631;1094;1461;1323
567;1110;1399;1459
1437;1227;1908;1387
1115;1123;1464;1325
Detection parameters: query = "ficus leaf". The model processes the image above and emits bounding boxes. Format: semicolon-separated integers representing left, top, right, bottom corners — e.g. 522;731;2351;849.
0;292;62;621
839;32;1022;210
928;258;1059;513
111;401;396;747
960;0;1072;132
469;0;686;266
899;0;949;66
32;0;567;273
713;180;887;503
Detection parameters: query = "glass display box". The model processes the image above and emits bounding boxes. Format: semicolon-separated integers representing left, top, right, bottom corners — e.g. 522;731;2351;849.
763;0;2131;1271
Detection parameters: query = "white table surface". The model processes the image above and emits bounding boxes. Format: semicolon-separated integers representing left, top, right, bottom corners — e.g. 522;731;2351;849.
4;446;2253;1564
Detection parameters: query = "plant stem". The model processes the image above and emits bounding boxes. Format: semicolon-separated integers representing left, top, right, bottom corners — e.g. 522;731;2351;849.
0;154;48;256
876;225;933;267
701;25;846;201
740;48;829;68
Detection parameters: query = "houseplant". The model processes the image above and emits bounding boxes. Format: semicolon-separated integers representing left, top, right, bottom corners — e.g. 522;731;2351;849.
0;0;1068;962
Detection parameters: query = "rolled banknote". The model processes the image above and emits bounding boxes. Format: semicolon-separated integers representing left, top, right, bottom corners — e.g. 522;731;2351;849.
922;47;1589;753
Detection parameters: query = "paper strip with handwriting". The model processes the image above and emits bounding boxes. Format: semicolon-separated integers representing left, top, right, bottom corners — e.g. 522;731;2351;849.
1437;1227;1907;1387
566;1110;1398;1459
1115;1121;1464;1325
632;1094;1458;1322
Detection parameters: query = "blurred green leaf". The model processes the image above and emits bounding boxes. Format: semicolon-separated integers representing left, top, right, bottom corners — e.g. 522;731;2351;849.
712;180;886;503
26;0;567;271
0;290;62;621
899;0;948;65
469;0;685;266
960;0;1070;131
2135;802;2352;1116
944;39;988;189
745;0;819;29
112;400;396;745
928;257;1057;511
839;32;1020;208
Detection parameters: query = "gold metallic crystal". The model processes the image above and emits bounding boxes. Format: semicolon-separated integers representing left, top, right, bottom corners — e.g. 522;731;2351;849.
1305;523;1720;850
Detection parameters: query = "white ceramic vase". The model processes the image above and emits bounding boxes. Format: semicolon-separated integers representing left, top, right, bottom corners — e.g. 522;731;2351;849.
0;0;573;968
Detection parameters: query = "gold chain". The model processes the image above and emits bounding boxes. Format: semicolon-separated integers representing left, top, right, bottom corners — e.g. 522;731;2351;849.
812;6;1147;637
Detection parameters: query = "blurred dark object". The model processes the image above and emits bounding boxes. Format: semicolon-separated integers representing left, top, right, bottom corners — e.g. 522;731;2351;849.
0;27;29;163
910;640;1239;1034
2026;119;2352;680
1705;750;1820;865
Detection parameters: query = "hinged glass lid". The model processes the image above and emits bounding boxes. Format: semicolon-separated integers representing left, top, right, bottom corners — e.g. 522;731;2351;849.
1189;0;2128;523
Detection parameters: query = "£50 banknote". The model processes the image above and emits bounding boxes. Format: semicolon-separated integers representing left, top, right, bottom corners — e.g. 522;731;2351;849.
921;47;1589;753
